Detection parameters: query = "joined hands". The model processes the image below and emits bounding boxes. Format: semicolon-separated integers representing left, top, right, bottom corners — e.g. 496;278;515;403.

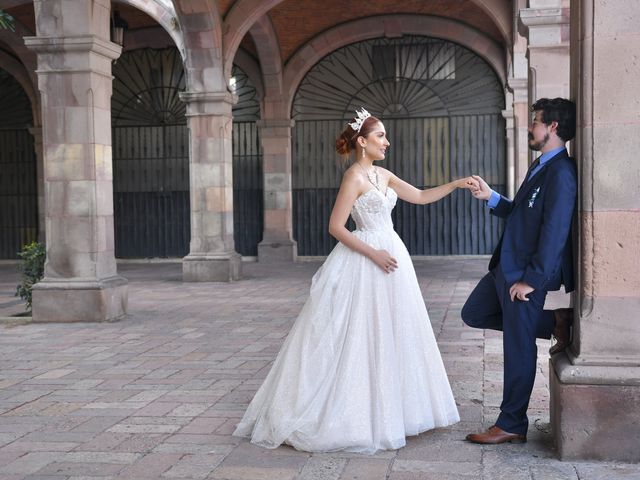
469;175;492;201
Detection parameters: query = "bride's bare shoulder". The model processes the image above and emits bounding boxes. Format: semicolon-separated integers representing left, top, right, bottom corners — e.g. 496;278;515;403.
376;166;395;181
342;165;365;185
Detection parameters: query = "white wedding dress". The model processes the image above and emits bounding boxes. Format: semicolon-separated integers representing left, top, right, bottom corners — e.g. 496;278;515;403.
233;187;459;453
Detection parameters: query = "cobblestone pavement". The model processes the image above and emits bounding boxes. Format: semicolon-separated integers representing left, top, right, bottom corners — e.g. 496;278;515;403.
1;259;638;480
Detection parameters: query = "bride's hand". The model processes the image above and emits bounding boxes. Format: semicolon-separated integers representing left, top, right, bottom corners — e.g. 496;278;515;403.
370;249;398;274
456;176;478;190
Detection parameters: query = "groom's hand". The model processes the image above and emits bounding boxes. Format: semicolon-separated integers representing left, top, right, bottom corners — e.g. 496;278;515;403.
470;175;492;201
509;281;534;302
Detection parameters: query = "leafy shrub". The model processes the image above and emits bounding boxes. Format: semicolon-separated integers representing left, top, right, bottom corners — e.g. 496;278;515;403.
15;241;45;311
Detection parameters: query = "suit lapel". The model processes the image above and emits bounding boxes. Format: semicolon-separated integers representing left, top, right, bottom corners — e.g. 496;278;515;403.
512;149;568;207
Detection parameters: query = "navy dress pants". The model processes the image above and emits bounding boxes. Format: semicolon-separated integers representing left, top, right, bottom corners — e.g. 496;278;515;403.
461;266;555;435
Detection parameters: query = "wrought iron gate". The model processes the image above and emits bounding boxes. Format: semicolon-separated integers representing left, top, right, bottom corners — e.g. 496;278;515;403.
112;124;190;257
231;68;263;257
0;69;37;259
112;48;189;258
111;48;263;257
233;121;263;256
292;36;506;256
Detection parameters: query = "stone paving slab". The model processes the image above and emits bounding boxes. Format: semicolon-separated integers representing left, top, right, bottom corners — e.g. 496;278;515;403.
1;260;639;479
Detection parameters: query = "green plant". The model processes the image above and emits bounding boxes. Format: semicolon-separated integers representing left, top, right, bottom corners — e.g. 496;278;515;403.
0;10;15;32
15;241;45;311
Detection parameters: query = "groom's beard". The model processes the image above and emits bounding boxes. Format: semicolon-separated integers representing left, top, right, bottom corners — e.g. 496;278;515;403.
528;133;549;151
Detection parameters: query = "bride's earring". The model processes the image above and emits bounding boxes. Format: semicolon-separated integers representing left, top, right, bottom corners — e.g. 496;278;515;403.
362;146;366;159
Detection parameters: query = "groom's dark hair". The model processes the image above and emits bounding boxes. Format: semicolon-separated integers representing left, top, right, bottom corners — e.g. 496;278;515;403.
531;98;576;142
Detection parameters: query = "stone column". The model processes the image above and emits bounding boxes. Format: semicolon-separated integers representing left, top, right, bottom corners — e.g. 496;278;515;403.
520;1;571;100
549;0;640;462
180;91;242;281
507;0;531;194
23;0;127;322
27;127;45;243
257;118;297;262
506;78;531;194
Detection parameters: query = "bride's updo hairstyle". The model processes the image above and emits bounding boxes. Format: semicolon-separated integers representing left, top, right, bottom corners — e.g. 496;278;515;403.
335;115;381;165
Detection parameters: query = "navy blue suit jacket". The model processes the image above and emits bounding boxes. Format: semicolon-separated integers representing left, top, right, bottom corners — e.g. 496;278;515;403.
488;149;577;292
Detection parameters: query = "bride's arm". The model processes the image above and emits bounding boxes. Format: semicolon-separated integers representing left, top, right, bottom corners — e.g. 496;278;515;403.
328;170;397;272
387;170;475;205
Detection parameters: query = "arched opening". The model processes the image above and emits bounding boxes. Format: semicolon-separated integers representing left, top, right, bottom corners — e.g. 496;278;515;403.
0;67;37;259
291;35;506;255
111;48;263;258
112;47;189;258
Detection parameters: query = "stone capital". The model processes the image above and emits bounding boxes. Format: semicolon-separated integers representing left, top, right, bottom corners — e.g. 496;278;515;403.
24;34;121;59
179;91;239;117
520;7;569;27
501;109;515;129
179;91;237;104
257;118;295;138
28;126;43;141
257;119;295;129
24;35;121;81
519;7;570;48
507;77;529;103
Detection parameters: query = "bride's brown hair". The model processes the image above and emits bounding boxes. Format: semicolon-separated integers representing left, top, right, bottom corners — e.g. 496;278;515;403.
335;115;381;166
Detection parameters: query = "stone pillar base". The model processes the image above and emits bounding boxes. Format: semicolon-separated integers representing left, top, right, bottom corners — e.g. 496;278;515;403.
257;239;297;263
550;354;640;462
182;253;242;282
32;276;128;323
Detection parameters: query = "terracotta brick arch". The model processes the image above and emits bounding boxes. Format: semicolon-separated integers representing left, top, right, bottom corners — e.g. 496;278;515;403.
222;0;282;80
247;15;282;91
247;14;285;117
171;0;225;92
282;14;506;114
222;0;511;79
473;0;511;45
120;1;227;92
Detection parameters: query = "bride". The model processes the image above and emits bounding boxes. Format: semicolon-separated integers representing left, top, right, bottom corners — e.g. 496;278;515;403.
233;108;474;453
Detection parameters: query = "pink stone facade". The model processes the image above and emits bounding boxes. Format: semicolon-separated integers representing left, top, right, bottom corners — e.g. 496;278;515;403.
1;0;639;461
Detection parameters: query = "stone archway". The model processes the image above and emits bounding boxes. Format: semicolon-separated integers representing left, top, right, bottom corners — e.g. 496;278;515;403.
115;0;185;57
172;0;225;91
222;0;512;77
0;14;39;124
282;15;506;113
290;34;506;256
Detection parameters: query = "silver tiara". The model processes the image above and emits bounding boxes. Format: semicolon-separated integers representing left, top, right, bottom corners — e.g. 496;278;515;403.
348;107;371;132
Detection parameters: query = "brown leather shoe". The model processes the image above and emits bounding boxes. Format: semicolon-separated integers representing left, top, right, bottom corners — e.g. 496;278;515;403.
465;425;526;444
550;308;573;355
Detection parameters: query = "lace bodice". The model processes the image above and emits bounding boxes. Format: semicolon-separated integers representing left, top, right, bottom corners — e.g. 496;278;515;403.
351;187;398;232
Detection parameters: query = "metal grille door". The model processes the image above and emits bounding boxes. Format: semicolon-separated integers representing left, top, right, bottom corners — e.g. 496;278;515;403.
0;69;37;259
231;67;263;256
112;124;189;257
0;130;37;258
292;36;506;256
112;48;189;258
111;49;263;257
233;121;263;256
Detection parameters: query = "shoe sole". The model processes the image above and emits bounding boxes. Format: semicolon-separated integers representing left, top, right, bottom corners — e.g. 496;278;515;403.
466;437;527;444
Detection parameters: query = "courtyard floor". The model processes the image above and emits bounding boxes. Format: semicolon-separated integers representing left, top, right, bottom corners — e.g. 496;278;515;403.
0;258;638;479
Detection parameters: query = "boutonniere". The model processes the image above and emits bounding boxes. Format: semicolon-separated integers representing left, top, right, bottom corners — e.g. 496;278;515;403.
528;187;541;208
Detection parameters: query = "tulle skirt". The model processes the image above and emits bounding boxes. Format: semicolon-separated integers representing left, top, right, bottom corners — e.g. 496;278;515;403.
233;228;459;453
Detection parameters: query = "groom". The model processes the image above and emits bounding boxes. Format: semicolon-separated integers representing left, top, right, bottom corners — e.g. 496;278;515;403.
462;98;577;444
